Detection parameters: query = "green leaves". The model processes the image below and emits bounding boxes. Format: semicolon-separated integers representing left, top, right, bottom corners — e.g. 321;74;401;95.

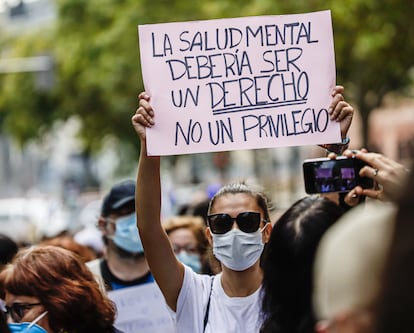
0;0;412;152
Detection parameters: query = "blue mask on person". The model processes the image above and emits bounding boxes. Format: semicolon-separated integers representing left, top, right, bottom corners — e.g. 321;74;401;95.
176;251;202;273
8;323;48;333
110;213;144;253
8;311;49;333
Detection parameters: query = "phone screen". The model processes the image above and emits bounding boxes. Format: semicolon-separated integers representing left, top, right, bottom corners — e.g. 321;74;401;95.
303;157;374;194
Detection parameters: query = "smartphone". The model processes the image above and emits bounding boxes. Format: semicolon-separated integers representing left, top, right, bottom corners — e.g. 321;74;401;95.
302;156;374;194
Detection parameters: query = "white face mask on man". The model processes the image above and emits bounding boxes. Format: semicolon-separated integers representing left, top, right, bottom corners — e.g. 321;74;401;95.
212;225;267;271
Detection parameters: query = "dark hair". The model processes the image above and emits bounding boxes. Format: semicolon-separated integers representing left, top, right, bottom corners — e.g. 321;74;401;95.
0;310;10;333
0;234;18;265
260;196;344;333
374;167;414;333
208;182;271;222
0;245;116;333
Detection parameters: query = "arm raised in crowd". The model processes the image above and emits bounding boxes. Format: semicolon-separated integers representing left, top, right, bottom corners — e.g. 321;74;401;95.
319;85;354;155
131;92;184;311
328;85;354;139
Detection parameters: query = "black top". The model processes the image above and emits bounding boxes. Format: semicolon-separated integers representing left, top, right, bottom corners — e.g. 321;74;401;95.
99;259;154;291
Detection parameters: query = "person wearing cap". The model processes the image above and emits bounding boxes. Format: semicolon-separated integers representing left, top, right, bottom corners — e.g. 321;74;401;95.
86;180;154;290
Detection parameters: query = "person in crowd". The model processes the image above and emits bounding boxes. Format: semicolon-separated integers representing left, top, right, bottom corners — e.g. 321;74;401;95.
373;167;413;333
312;201;396;333
131;84;353;332
260;196;345;333
311;151;411;333
261;149;407;333
40;235;96;263
0;245;122;333
0;234;18;270
87;180;154;290
163;215;217;274
87;180;175;333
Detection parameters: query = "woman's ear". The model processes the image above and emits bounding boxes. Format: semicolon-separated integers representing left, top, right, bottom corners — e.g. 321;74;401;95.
262;223;272;243
205;227;213;245
97;217;107;232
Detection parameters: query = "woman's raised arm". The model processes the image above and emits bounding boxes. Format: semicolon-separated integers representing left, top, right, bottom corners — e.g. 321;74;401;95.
132;92;185;311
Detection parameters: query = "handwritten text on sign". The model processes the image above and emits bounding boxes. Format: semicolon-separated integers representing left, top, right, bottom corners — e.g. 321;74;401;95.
108;283;175;333
138;10;340;156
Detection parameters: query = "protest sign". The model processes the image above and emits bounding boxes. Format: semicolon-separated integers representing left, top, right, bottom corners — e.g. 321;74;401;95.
138;10;340;156
108;283;175;333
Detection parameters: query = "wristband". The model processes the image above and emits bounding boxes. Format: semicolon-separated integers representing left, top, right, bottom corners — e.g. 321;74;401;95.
318;136;350;155
341;136;350;145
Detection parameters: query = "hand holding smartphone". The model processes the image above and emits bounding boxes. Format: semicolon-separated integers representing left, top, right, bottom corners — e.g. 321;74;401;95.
302;156;374;194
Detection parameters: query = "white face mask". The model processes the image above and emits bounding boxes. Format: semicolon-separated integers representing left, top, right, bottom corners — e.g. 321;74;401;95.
212;225;266;271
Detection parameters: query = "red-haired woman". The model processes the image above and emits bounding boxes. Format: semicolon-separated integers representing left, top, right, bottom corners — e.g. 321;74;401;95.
0;245;123;333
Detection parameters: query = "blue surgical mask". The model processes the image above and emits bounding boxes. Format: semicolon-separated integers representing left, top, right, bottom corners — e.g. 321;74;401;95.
176;251;202;273
8;311;49;333
8;323;48;333
109;213;144;253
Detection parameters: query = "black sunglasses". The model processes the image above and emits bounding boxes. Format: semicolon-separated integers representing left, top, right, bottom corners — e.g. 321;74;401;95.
207;211;266;234
4;303;42;322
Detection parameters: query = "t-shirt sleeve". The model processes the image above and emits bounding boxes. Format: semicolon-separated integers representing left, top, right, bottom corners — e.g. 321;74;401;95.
175;265;213;332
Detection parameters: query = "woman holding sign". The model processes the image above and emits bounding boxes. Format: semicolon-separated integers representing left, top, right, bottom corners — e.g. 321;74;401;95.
131;86;353;332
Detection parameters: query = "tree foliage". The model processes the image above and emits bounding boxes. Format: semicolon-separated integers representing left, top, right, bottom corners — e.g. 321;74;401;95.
0;29;57;145
0;0;412;154
328;0;414;145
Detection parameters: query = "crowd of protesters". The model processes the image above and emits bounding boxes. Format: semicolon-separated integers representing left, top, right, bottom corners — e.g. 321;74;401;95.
0;84;411;333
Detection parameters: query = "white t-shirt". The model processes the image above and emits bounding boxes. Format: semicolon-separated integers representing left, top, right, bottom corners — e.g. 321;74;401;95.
172;265;263;333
